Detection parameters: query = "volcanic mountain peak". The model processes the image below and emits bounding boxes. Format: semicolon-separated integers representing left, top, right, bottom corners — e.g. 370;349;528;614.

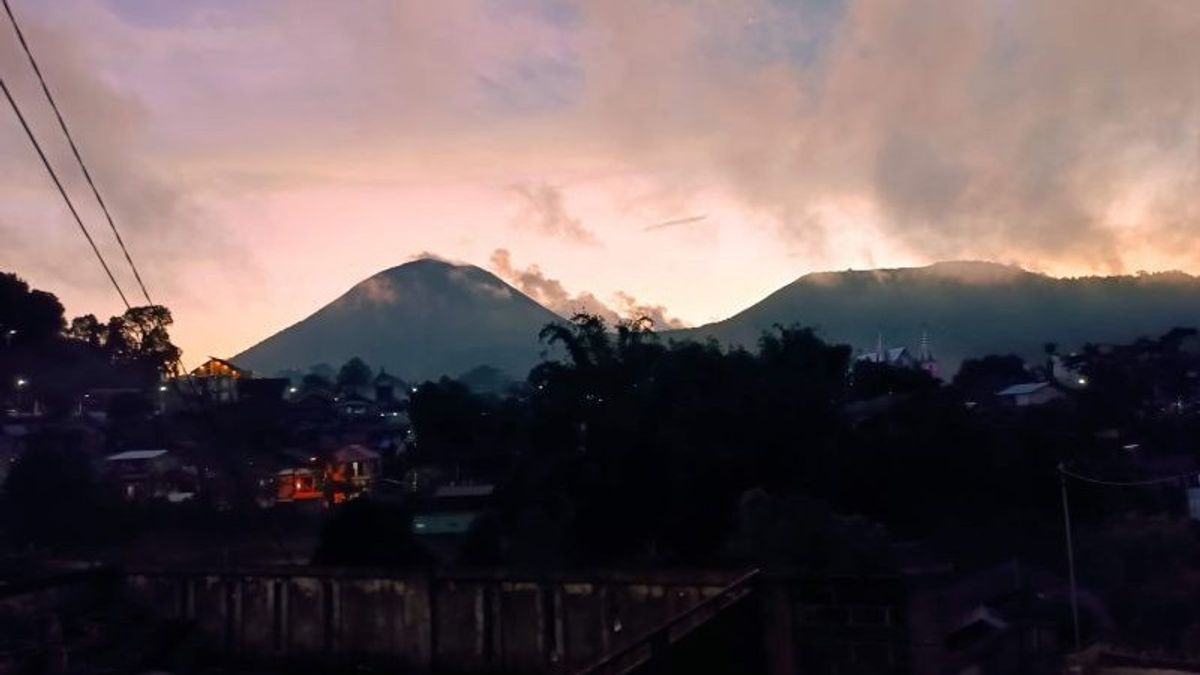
233;257;561;381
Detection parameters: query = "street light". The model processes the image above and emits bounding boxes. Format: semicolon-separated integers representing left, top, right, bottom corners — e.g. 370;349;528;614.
4;329;15;348
14;377;28;412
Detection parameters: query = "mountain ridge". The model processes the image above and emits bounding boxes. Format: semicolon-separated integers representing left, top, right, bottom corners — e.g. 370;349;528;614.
234;257;1200;381
675;260;1200;373
232;258;564;381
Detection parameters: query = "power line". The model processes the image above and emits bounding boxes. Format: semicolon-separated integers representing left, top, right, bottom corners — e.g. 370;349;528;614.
2;7;291;563
1057;460;1200;649
2;0;153;306
1058;463;1200;488
1;76;131;309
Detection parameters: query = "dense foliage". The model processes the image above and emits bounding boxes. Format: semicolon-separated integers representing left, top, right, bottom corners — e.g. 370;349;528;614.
0;272;182;417
9;268;1200;655
400;314;1074;570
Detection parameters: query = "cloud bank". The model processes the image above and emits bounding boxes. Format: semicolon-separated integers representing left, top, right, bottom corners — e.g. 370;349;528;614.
490;249;684;329
1;0;1199;362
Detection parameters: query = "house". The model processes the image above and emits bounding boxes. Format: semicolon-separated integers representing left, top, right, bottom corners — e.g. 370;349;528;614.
1050;355;1089;390
373;370;408;404
275;467;324;504
412;483;495;536
857;346;915;368
104;449;180;501
187;357;251;403
236;377;289;403
994;382;1064;407
293;388;336;418
325;444;381;502
79;387;143;422
855;332;939;377
272;448;325;506
377;407;410;430
336;392;373;417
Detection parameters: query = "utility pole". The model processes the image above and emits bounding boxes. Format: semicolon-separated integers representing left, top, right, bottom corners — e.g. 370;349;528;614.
1058;464;1082;651
1056;462;1200;654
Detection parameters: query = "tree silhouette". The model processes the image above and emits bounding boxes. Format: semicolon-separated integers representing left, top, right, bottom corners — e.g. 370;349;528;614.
336;357;373;390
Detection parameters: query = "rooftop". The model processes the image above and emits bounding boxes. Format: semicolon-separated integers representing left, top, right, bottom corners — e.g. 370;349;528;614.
332;444;381;462
995;382;1050;396
433;484;496;499
106;449;168;462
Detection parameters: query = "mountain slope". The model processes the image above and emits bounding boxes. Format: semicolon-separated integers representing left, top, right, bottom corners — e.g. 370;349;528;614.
673;261;1200;374
233;259;563;381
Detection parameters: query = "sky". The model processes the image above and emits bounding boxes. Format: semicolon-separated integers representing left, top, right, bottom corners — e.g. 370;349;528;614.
0;0;1198;364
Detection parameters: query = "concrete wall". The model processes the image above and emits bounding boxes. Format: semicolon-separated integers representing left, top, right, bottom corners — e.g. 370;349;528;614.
122;567;735;673
5;565;1046;674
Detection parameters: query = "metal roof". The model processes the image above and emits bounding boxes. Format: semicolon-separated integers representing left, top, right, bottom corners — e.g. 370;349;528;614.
857;347;909;364
331;444;381;462
995;382;1050;396
433;484;495;498
105;449;168;461
413;512;481;535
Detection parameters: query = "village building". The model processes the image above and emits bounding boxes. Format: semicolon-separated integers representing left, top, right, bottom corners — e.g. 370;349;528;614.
275;467;323;504
1049;354;1090;390
236;377;289;403
324;444;382;503
995;382;1065;407
336;392;373;417
104;449;187;502
372;370;408;405
857;345;915;368
187;357;251;403
412;483;496;537
856;332;939;376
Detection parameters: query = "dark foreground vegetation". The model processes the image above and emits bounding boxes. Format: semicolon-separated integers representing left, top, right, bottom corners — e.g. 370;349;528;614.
6;270;1200;659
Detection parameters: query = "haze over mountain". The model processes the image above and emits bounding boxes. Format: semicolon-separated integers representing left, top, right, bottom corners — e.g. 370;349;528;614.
233;259;562;381
235;258;1200;382
675;261;1200;374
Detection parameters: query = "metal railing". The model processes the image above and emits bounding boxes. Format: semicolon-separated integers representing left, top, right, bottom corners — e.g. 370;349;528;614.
571;568;761;675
